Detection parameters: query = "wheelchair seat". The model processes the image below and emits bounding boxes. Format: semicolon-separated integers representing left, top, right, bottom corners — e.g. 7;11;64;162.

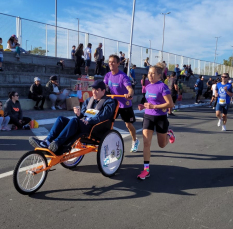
56;98;119;155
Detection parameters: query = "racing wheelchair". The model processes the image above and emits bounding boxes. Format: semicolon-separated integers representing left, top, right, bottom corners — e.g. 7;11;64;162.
13;95;125;195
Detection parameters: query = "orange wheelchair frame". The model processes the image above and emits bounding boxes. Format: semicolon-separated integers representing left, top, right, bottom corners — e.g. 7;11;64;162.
13;95;126;195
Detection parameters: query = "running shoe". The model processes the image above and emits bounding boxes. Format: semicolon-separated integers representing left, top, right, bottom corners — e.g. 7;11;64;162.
137;170;150;180
1;127;11;131
51;106;56;110
130;139;140;152
56;105;63;110
222;125;226;131
29;137;48;148
168;129;175;144
217;119;222;127
48;141;59;153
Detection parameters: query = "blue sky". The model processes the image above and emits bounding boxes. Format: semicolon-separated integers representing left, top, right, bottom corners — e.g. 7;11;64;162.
1;0;233;66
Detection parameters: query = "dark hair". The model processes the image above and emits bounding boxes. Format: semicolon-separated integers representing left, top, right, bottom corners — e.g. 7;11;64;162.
171;72;176;77
87;43;92;48
109;54;120;63
199;75;202;79
222;73;229;77
0;38;2;40
72;45;76;48
0;101;2;105
8;91;17;99
77;43;83;50
142;74;147;86
120;51;122;54
133;65;136;68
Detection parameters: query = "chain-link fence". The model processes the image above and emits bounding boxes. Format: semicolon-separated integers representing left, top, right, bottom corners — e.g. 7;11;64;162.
1;12;233;76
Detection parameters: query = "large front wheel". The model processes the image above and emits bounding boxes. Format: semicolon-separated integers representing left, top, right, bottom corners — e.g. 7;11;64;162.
97;130;124;177
13;151;48;195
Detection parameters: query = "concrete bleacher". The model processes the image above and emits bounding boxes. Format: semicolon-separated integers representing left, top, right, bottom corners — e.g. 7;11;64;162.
0;51;212;110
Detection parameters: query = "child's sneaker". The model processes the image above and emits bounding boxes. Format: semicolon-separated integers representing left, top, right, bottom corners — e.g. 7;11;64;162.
168;129;175;144
1;126;11;131
137;170;150;180
11;125;18;130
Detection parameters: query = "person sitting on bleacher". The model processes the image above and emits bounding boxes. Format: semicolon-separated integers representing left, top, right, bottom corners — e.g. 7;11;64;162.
28;80;116;153
29;77;46;110
45;75;66;110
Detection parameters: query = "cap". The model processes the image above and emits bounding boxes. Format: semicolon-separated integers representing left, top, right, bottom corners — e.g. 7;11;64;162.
50;75;58;81
12;34;17;39
201;76;204;79
90;79;106;90
229;80;232;83
34;77;40;82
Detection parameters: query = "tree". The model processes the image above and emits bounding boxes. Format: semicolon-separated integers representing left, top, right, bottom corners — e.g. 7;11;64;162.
31;47;48;56
223;56;233;67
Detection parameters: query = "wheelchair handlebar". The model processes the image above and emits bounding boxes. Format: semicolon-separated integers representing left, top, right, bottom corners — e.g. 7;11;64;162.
107;95;133;99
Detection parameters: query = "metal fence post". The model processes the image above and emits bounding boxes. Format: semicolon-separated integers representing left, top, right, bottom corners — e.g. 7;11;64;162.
67;29;69;59
141;47;143;68
117;41;119;55
175;55;177;66
85;33;89;49
181;56;183;68
103;38;105;58
16;17;22;45
46;24;48;56
167;53;170;70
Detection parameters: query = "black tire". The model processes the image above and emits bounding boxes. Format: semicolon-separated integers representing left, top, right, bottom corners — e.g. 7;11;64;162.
61;155;84;169
97;130;124;177
13;151;48;195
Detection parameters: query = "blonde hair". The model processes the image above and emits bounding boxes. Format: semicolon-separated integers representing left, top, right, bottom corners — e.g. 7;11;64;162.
150;62;165;75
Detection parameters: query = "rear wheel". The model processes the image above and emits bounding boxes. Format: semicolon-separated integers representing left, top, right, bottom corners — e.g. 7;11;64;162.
13;151;48;195
97;130;124;177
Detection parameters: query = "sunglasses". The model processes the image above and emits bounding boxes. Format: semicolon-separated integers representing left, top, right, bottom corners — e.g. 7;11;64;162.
221;76;228;79
14;94;19;96
0;105;2;106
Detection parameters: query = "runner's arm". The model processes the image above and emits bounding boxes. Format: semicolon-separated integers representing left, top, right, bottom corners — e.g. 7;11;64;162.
126;85;134;97
146;94;174;109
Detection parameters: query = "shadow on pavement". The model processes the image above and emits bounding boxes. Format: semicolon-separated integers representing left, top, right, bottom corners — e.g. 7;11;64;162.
30;163;233;201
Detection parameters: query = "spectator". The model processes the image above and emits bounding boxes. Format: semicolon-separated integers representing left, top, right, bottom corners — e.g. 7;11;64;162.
29;77;46;110
164;75;170;85
45;75;66;110
120;53;126;67
194;75;204;104
0;101;10;131
177;91;182;110
94;43;103;76
4;91;31;130
57;60;65;70
0;37;3;71
130;65;137;90
7;35;20;58
144;57;150;70
123;58;129;74
74;43;84;75
71;45;76;60
140;74;150;104
119;51;122;58
162;61;168;81
174;64;181;79
210;80;217;107
84;43;92;76
167;72;178;116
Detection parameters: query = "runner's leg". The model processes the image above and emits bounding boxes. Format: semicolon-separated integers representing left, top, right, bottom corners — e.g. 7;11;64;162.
125;122;136;141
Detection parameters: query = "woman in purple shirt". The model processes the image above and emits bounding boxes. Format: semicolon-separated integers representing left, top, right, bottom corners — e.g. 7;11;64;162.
137;63;175;180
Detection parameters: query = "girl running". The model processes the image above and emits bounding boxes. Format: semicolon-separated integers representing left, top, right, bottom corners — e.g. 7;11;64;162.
137;63;175;180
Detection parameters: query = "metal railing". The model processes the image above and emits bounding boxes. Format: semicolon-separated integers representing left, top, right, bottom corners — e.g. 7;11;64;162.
1;12;233;77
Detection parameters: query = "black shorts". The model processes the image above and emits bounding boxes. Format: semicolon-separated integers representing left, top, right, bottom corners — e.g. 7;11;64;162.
117;107;135;123
172;95;177;104
143;114;169;133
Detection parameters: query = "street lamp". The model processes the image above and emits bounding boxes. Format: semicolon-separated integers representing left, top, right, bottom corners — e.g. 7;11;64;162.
55;0;57;57
127;0;136;76
26;40;29;51
77;18;79;45
161;12;170;62
214;36;220;64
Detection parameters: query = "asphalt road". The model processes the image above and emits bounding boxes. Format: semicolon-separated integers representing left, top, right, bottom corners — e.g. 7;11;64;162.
1;106;233;229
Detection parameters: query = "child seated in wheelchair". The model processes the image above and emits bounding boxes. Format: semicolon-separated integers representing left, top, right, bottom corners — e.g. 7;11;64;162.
29;80;116;154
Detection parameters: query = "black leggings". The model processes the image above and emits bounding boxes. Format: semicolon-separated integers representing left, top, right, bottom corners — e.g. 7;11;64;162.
140;93;146;104
9;116;31;129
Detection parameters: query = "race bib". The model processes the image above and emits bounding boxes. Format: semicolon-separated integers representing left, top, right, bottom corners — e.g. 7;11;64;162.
84;109;99;121
219;99;226;105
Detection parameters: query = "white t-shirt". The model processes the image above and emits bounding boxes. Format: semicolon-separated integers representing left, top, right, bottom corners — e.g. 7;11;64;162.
212;84;216;96
53;85;59;93
84;47;91;60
